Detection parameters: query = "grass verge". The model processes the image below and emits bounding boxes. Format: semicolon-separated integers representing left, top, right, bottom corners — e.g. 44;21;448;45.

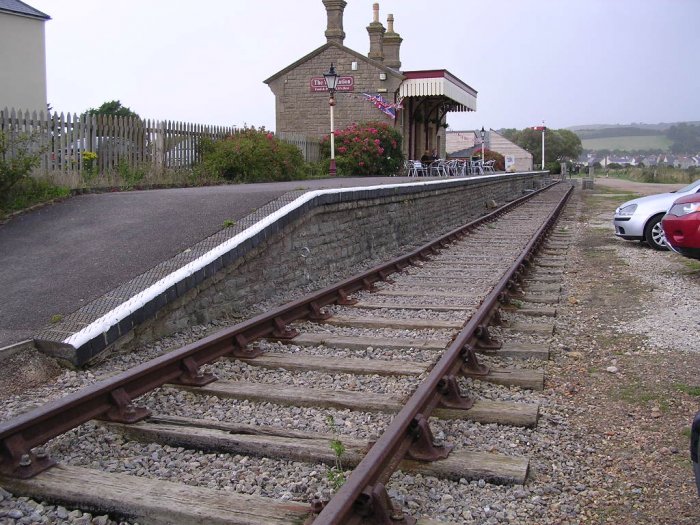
1;178;70;220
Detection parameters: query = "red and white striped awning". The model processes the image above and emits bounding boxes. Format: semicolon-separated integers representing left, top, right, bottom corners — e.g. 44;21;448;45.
399;70;477;112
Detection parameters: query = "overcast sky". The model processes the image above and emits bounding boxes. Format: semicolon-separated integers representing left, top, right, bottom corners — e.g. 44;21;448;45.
28;0;700;132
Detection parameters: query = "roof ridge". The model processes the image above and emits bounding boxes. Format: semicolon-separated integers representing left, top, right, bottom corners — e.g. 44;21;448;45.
0;0;50;20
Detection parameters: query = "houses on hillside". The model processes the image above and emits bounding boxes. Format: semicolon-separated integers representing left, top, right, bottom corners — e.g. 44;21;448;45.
0;0;50;113
578;152;700;169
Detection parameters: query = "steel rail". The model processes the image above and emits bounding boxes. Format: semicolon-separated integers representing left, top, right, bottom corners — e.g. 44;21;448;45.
0;182;561;479
313;183;573;524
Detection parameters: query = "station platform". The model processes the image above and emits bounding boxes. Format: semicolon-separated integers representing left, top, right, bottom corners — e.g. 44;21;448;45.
0;177;409;354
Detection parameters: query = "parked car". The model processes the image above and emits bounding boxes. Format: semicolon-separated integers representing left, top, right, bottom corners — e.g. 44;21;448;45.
613;179;700;250
661;193;700;260
693;410;700;496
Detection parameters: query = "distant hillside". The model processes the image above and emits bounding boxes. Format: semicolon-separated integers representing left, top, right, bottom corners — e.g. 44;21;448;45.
581;135;672;152
569;121;700;152
567;121;700;132
575;127;659;139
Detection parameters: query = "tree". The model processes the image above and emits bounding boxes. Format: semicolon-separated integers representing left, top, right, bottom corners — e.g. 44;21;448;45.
86;100;140;119
499;128;518;142
507;127;583;166
667;123;700;154
84;100;145;170
553;129;584;161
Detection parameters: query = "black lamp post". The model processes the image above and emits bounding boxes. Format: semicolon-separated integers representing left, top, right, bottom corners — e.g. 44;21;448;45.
480;126;486;165
323;63;339;177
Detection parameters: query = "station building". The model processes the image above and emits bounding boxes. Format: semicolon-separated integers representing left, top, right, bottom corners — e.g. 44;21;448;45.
264;1;477;160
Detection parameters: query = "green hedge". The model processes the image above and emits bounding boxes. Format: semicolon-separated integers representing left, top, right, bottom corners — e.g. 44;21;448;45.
199;127;306;182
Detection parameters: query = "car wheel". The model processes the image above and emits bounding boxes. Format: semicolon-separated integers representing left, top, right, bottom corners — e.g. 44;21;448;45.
644;214;668;251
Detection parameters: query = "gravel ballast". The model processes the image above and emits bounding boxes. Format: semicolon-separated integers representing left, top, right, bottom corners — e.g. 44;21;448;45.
1;182;699;524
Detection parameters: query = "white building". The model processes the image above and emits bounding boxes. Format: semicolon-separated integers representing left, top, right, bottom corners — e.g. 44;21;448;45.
446;129;533;172
0;0;50;113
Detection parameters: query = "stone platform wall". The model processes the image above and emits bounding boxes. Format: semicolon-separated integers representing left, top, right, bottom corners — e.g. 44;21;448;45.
38;173;549;366
133;173;548;351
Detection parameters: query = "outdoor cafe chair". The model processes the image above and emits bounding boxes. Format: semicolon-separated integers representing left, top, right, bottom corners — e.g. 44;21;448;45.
449;159;466;177
470;159;484;176
444;159;457;176
407;160;427;177
428;159;448;177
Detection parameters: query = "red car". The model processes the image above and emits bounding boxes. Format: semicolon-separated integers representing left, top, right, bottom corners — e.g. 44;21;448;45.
661;193;700;260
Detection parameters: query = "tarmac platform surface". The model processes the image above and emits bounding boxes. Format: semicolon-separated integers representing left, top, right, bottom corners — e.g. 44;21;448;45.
0;177;408;350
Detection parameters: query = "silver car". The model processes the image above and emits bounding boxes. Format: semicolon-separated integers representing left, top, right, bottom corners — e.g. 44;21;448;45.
613;178;700;250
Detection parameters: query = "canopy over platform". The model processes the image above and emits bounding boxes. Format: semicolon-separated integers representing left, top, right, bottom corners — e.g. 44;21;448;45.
400;70;477;112
398;70;477;159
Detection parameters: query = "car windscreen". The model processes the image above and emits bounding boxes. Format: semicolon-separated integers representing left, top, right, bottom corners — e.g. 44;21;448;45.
676;179;700;194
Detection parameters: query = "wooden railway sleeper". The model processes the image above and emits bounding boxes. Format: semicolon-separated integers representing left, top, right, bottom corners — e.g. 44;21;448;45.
406;414;453;462
0;434;56;479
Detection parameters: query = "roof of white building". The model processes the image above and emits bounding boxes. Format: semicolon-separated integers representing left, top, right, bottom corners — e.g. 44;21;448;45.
0;0;49;20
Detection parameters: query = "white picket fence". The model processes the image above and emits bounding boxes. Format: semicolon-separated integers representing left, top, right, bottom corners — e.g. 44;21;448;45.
0;107;239;177
1;108;323;181
277;131;321;163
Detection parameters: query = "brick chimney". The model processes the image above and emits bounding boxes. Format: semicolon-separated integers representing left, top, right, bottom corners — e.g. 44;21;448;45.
323;0;347;45
366;3;385;62
383;13;402;70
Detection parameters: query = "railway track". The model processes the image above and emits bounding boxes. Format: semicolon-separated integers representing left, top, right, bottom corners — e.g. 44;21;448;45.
0;182;573;524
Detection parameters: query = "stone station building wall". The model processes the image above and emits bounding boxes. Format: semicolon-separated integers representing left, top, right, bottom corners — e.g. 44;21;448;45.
266;43;402;137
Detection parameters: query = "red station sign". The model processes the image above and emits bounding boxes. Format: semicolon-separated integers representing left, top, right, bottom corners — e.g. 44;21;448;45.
310;76;354;92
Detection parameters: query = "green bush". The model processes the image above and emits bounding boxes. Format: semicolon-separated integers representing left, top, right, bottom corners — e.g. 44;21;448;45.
1;177;70;218
199;127;305;183
544;161;560;174
320;121;404;176
0;131;41;196
117;159;147;189
608;166;696;184
480;149;506;171
0;130;70;217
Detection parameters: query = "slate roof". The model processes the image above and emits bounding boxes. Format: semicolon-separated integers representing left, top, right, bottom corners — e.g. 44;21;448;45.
448;147;479;158
0;0;50;20
264;41;403;85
